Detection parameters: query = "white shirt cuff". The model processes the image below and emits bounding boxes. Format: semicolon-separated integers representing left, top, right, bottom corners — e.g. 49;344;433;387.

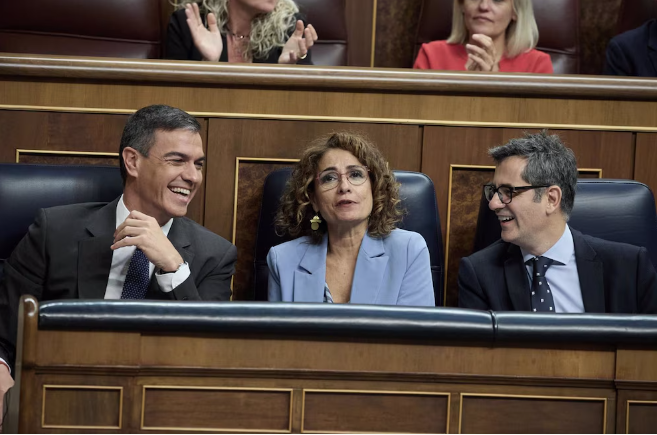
0;358;10;374
155;262;191;293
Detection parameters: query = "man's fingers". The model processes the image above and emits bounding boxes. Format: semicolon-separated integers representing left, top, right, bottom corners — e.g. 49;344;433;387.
288;51;298;63
110;235;143;250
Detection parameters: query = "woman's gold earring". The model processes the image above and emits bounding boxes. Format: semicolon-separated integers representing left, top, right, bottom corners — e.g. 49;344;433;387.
310;213;322;231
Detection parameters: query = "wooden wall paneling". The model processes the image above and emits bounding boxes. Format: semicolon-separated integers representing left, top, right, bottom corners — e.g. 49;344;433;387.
302;390;449;433
346;0;376;67
634;133;657;206
459;394;607;434
204;119;421;299
579;0;623;75
141;386;292;432
500;129;635;179
373;0;423;68
42;386;122;430
616;390;657;434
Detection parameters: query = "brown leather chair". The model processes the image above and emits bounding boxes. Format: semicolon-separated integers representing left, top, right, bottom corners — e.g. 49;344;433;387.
295;0;348;66
617;0;657;34
415;0;580;74
0;0;163;58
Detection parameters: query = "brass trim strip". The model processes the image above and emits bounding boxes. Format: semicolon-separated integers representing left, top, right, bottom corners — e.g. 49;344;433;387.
458;392;608;434
41;384;123;430
370;0;378;68
301;389;450;434
625;400;657;434
140;385;293;433
3;104;657;133
16;149;119;163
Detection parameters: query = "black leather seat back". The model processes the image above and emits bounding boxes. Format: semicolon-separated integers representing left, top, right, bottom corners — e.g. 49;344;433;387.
254;169;445;305
0;164;123;276
473;179;657;266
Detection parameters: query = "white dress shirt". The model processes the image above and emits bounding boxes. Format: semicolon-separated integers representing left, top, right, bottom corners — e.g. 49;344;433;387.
104;195;190;299
520;225;585;313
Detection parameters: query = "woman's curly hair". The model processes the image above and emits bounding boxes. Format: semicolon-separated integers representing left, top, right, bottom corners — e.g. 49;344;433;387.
275;132;404;244
172;0;299;60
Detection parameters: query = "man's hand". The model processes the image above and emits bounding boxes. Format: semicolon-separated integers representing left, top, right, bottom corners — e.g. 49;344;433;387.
278;20;318;64
0;364;14;430
465;34;499;72
185;2;223;62
111;211;183;272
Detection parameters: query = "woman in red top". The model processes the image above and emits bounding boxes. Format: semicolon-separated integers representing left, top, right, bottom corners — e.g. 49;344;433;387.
414;0;552;73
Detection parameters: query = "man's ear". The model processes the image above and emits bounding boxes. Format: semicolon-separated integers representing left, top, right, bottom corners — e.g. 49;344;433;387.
122;147;141;180
545;185;562;215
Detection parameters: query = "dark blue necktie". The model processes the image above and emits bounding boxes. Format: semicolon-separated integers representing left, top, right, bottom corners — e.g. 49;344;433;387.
528;256;556;312
120;248;150;299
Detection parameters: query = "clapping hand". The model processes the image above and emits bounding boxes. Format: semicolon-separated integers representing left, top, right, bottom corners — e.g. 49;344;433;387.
465;34;500;72
185;2;223;62
278;20;318;64
0;364;13;432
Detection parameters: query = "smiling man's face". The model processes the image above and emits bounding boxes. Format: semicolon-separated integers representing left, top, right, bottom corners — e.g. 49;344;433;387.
489;155;550;252
129;129;205;224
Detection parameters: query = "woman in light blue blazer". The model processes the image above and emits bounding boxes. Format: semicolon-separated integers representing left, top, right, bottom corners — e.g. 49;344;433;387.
267;132;435;306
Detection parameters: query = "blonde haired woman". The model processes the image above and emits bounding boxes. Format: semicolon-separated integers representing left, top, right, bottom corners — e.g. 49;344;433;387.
414;0;552;73
166;0;318;64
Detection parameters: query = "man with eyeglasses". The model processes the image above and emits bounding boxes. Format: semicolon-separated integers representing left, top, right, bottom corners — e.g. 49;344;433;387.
458;130;657;314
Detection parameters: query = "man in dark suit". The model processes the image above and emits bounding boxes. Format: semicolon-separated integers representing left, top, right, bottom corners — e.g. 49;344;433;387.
0;105;237;417
604;19;657;77
458;131;657;314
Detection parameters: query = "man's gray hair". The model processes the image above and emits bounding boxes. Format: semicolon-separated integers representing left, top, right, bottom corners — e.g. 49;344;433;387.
489;130;578;219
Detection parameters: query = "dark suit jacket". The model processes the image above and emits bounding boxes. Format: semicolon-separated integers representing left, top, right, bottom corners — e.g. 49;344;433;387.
604;19;657;77
165;9;313;65
0;198;237;372
458;229;657;314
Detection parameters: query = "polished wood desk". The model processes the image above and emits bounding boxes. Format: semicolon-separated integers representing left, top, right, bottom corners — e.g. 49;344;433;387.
9;297;657;433
1;54;657;306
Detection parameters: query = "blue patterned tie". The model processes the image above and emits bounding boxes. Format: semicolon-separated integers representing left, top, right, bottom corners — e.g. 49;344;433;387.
120;248;150;299
528;256;556;312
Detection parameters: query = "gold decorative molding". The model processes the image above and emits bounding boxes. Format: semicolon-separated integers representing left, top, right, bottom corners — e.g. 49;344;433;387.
370;0;378;68
41;384;123;430
301;388;450;434
458;392;607;434
625;400;657;434
3;104;657;133
140;385;294;433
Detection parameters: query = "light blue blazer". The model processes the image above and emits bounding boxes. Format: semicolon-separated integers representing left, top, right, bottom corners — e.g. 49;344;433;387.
267;229;435;306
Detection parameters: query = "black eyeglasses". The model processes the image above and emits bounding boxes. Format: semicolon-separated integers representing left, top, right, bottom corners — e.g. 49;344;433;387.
483;184;550;204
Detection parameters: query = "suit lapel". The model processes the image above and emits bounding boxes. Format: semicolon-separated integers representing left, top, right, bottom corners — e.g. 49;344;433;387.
572;229;605;313
350;234;388;304
77;199;119;299
146;218;195;299
292;236;327;302
504;244;531;311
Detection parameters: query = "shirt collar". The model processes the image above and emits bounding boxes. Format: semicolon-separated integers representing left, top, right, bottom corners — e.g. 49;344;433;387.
116;194;174;236
521;224;574;265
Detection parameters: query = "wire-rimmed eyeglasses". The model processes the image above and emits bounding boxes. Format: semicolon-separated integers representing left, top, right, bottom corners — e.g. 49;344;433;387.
483;184;550;204
316;166;369;191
